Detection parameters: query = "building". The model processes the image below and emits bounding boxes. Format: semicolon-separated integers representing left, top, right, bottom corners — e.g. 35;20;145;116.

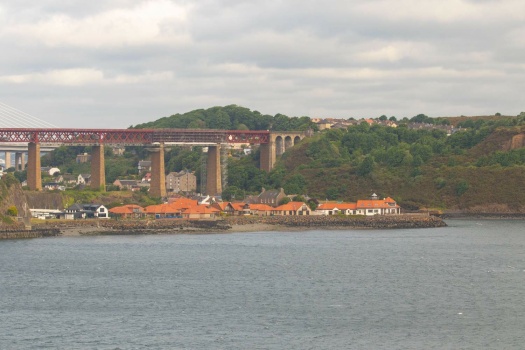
138;160;152;173
64;204;109;219
113;179;140;191
166;170;197;193
273;202;312;216
246;188;287;207
76;153;91;163
109;205;146;218
77;174;91;185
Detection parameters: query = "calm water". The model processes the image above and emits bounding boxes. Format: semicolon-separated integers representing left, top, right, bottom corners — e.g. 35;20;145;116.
1;220;524;349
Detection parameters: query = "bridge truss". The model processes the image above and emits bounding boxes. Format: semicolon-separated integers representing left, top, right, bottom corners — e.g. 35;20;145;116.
0;128;270;145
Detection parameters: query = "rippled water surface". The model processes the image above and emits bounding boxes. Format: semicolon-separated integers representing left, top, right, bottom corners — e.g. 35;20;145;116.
1;219;525;349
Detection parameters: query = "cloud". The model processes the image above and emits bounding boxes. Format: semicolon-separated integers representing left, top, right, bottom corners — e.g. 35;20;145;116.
0;69;173;86
0;0;525;128
3;0;191;48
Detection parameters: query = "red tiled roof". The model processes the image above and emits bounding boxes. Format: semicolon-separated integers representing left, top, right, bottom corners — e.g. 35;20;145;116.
109;205;145;214
182;205;220;214
275;201;309;211
248;204;274;211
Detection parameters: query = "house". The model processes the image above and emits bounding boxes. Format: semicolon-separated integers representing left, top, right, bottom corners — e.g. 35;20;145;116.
43;182;65;191
142;173;151;183
138;160;152;173
77;174;91;185
230;202;248;215
166;170;197;193
246;188;287;207
113;179;140;191
64;203;109;219
109;205;145;219
210;202;236;215
181;205;220;219
56;174;77;185
76;153;91;163
316;202;357;215
355;195;401;216
273;202;312;216
245;203;274;216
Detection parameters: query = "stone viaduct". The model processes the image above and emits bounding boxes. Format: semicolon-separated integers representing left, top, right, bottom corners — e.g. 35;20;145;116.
0;128;308;196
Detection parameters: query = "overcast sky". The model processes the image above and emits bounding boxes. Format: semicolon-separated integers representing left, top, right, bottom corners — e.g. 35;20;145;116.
1;0;524;128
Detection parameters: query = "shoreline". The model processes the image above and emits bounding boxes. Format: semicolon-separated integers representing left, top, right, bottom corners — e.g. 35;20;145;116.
0;214;447;239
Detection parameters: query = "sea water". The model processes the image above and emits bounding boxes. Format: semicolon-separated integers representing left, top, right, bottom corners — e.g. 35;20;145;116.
1;219;524;349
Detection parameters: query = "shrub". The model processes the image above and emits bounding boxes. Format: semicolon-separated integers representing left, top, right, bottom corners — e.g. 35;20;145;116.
6;206;18;216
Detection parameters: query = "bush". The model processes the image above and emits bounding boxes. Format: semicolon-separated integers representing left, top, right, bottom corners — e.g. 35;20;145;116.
455;180;469;196
6;206;18;216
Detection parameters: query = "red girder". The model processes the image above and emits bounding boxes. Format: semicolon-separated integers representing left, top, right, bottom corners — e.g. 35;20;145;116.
0;128;270;145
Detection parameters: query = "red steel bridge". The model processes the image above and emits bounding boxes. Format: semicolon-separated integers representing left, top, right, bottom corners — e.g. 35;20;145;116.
0;128;270;145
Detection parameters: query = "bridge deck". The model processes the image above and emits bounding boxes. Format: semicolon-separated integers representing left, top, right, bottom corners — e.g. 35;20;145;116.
0;128;270;145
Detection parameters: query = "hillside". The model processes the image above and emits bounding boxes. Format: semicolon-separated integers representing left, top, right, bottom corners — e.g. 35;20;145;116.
10;106;525;213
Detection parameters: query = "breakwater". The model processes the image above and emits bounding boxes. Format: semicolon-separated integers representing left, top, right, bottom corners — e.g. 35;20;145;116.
226;214;447;229
0;228;61;239
26;214;446;237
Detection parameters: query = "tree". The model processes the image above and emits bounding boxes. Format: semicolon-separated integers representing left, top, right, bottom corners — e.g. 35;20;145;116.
357;156;374;176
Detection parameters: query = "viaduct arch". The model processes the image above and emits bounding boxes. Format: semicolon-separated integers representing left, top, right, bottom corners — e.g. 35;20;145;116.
259;131;307;172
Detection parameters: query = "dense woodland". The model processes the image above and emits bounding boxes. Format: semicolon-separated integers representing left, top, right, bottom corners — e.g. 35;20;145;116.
6;105;525;212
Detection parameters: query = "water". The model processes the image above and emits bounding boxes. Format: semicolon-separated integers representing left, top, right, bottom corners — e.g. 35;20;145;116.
1;219;524;349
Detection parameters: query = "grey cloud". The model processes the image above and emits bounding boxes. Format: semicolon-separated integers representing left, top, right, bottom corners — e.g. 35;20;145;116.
1;0;524;128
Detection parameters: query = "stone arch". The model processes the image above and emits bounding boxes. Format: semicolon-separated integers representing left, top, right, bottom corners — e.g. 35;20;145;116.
284;136;293;151
275;136;284;156
294;136;302;145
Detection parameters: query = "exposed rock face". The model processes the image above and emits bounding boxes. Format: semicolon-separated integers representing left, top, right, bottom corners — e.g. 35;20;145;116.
509;134;525;150
0;180;29;218
25;192;64;210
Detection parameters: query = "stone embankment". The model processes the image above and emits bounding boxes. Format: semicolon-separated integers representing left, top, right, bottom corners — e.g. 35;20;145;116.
225;214;447;229
22;214;445;238
0;228;61;239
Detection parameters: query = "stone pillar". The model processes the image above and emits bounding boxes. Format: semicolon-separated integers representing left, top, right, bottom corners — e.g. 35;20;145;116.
149;144;166;198
15;152;25;171
206;145;222;195
259;139;276;172
27;142;42;191
90;145;105;191
4;151;11;169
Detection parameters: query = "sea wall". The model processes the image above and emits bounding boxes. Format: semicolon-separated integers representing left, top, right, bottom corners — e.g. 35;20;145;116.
25;214;446;237
225;214;447;229
0;228;61;239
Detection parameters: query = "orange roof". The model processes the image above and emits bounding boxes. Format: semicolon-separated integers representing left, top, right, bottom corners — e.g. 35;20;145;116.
182;205;220;214
109;205;145;214
317;202;357;210
275;201;309;211
144;203;182;214
356;199;399;209
248;204;274;211
230;202;246;211
214;202;230;211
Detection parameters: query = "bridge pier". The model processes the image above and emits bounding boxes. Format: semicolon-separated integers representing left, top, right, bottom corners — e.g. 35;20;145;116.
15;152;25;171
259;142;276;172
206;145;222;195
27;142;42;191
149;143;166;198
90;145;105;191
4;151;11;169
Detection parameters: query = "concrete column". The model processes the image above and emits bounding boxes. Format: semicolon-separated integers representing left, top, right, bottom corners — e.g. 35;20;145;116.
259;141;276;172
4;151;12;169
206;145;222;195
90;145;105;191
149;144;166;198
27;142;42;191
15;152;25;171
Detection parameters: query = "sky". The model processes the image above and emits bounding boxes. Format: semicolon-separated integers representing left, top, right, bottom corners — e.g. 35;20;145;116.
0;0;524;128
